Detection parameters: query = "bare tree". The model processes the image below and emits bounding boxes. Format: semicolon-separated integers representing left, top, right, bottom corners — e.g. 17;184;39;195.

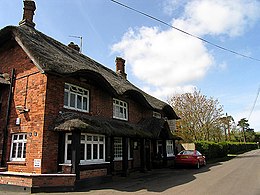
168;90;224;142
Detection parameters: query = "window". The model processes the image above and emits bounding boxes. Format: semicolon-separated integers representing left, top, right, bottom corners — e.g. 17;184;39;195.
113;99;128;120
157;140;163;157
10;133;27;161
153;111;161;119
64;83;89;112
113;137;132;160
64;133;105;164
166;140;174;157
114;137;123;160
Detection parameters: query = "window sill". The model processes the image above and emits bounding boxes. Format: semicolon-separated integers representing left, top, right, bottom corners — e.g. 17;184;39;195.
60;162;110;166
114;158;133;161
7;161;26;166
63;106;89;113
112;117;128;121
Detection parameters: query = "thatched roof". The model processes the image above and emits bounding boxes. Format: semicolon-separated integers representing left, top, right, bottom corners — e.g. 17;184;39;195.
0;77;9;85
53;112;153;138
0;74;10;85
0;25;179;120
53;112;181;140
139;117;180;139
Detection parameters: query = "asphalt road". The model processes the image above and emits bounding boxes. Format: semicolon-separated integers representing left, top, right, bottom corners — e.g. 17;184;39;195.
4;149;260;195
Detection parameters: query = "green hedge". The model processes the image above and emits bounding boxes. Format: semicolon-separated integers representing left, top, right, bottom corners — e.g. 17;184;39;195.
195;141;258;160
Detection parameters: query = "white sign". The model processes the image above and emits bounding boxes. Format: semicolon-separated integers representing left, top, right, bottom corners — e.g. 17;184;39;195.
34;159;41;168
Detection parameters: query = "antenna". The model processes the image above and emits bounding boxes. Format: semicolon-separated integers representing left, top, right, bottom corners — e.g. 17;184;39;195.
69;35;83;53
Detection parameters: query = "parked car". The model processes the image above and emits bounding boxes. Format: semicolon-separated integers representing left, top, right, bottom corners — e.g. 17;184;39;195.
175;150;206;168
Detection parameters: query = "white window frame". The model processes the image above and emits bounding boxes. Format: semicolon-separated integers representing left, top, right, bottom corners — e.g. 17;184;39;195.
157;140;163;156
64;83;89;113
10;133;27;161
153;111;162;119
113;99;128;121
64;133;105;164
113;137;131;160
166;140;174;157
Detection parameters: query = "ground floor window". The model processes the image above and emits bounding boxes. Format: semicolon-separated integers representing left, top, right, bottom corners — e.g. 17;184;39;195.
114;137;123;160
65;133;105;164
10;133;27;161
166;140;174;157
114;137;132;160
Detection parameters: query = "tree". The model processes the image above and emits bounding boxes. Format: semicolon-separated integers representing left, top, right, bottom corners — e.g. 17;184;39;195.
237;118;249;143
168;90;224;142
219;113;235;141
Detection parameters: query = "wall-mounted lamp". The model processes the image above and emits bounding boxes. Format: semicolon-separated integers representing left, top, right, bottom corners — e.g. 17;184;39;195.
16;105;29;113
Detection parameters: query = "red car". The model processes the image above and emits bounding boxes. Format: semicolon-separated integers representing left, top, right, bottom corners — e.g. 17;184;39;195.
175;150;206;168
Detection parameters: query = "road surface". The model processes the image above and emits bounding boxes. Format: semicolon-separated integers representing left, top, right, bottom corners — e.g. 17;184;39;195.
4;149;260;195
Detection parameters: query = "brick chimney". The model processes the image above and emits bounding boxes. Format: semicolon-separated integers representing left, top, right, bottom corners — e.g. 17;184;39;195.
115;57;127;79
68;42;80;52
19;0;36;28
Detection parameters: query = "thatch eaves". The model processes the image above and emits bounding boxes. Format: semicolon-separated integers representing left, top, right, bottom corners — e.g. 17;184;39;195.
0;74;10;85
0;25;179;119
53;112;153;138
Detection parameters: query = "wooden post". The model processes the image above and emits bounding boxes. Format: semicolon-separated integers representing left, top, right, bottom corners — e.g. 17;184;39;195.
107;136;114;175
140;138;147;173
71;131;81;180
146;139;151;171
162;139;167;167
122;137;129;177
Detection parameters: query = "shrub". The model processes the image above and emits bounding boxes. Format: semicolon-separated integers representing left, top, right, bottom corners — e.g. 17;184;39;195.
195;141;258;160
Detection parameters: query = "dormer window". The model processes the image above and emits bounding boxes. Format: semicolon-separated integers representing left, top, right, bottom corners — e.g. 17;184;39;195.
64;83;89;112
113;99;128;121
153;111;161;119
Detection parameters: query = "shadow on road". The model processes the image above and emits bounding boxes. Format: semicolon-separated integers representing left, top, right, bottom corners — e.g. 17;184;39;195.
78;163;222;193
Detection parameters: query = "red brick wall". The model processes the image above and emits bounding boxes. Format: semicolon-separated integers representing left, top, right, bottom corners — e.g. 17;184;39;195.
80;169;107;179
0;174;75;188
0;174;32;187
0;41;47;173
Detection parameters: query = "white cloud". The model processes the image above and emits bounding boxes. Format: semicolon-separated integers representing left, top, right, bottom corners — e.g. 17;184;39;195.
174;0;260;37
142;84;197;101
112;26;213;88
112;0;260;99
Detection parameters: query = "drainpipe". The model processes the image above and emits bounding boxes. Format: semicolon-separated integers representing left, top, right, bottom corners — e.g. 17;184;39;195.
1;68;15;167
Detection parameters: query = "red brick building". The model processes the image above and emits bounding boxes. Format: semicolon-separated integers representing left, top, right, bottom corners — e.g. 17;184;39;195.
0;0;179;192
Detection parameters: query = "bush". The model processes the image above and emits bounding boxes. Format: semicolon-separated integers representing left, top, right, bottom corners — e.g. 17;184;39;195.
195;141;258;160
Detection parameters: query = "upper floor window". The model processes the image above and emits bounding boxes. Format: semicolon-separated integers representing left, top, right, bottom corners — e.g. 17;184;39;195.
153;111;162;119
10;133;27;161
113;99;128;120
64;83;89;112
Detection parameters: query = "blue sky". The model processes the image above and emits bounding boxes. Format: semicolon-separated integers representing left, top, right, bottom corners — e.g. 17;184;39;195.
1;0;259;132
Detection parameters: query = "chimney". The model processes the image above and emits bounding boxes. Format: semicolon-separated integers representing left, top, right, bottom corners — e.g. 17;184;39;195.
115;57;127;79
68;42;80;52
19;0;36;28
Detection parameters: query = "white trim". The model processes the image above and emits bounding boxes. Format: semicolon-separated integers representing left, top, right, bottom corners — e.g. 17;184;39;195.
10;133;27;162
113;98;128;121
166;140;174;157
64;83;89;113
0;171;75;177
113;137;131;160
64;133;105;164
